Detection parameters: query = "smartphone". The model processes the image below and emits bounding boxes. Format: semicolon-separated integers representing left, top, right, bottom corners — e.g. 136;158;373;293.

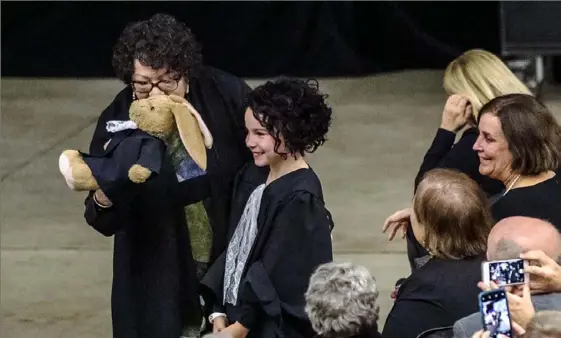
482;258;528;287
479;289;514;337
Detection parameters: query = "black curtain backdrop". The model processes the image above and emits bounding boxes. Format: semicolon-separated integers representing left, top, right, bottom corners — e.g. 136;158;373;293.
2;1;503;79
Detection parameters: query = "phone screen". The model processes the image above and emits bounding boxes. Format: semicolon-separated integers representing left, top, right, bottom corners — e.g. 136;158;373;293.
483;259;526;286
479;290;513;337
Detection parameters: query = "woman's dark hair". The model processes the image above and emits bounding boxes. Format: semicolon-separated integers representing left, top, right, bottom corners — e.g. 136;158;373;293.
478;93;561;175
246;78;332;158
112;13;203;83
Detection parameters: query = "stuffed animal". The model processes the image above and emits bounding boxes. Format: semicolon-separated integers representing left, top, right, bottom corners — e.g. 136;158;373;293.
58;94;213;197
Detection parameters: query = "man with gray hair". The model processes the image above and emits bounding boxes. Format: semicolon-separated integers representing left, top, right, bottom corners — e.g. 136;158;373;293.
453;216;561;337
305;262;381;338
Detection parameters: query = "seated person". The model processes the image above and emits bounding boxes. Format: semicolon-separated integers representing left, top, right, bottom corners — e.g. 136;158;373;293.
305;262;381;338
382;169;493;338
385;50;534;273
454;216;561;337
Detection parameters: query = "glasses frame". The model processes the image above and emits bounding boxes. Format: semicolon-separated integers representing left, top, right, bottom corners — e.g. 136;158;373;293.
131;77;181;94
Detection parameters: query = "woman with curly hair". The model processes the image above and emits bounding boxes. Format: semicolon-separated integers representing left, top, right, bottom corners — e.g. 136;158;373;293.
82;13;252;338
200;78;335;338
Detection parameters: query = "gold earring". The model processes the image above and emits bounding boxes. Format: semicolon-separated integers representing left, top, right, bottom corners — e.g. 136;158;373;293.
132;91;136;101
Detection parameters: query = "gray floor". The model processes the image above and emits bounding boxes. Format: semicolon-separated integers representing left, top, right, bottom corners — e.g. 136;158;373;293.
2;71;560;337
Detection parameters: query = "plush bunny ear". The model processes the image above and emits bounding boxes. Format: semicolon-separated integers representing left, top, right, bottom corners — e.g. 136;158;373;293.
168;95;213;171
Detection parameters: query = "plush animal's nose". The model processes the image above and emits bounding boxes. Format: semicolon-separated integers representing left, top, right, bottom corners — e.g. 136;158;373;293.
150;106;155;111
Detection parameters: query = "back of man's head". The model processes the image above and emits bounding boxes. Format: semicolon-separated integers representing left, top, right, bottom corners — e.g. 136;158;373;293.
487;216;561;261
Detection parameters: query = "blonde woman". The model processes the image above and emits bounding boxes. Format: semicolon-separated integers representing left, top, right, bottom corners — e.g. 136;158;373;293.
383;49;533;278
414;49;533;197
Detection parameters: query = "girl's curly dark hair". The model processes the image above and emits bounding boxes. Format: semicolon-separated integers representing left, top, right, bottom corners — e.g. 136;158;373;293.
247;78;332;158
112;13;203;83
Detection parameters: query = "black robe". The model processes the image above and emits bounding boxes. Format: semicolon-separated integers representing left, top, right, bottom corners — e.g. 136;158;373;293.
83;67;252;338
201;163;334;338
81;129;166;202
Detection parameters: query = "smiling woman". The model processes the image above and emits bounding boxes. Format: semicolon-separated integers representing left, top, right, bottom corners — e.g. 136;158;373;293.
473;93;561;230
82;12;253;338
382;49;533;275
200;78;334;338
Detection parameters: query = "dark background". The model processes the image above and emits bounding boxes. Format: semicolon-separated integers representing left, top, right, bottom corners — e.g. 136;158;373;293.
2;1;559;79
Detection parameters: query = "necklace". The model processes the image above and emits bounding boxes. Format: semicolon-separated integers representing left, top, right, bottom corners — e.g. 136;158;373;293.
502;174;522;196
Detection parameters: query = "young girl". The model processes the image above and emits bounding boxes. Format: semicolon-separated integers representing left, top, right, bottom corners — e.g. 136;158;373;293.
201;78;334;338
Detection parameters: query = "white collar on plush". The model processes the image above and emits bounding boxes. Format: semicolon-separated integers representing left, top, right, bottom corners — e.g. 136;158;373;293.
106;120;138;133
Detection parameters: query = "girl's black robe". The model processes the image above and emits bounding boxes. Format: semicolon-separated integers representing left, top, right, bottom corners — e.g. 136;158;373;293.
83;67;252;338
201;162;334;338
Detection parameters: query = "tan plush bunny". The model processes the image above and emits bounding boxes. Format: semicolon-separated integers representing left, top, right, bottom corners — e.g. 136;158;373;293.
58;95;213;194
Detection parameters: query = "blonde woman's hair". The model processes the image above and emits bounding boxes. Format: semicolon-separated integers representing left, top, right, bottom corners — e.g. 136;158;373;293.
443;49;532;119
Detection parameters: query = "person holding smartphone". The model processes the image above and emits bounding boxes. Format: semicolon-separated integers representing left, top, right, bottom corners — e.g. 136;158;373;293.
453;216;561;337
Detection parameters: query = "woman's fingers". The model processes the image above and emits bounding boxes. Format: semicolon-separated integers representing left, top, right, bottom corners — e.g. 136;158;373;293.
383;209;409;232
389;222;409;240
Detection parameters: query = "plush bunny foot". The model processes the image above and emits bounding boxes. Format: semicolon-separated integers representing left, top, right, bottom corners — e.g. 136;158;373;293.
59;150;99;191
59;152;76;189
128;164;152;183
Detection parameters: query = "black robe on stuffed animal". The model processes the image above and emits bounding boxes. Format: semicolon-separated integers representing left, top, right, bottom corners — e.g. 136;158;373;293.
201;162;334;338
81;129;166;204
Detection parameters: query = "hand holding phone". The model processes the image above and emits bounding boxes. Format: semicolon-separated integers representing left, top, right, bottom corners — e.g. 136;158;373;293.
482;259;528;287
521;250;561;293
479;289;514;337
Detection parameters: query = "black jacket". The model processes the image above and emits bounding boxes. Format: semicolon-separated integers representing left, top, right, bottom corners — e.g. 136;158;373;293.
83;67;252;338
383;255;485;338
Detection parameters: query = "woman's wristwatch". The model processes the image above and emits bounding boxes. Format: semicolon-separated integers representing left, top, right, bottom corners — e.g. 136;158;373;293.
208;312;227;324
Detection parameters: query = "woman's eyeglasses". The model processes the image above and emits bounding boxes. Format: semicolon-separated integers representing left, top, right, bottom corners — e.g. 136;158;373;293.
131;78;179;93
